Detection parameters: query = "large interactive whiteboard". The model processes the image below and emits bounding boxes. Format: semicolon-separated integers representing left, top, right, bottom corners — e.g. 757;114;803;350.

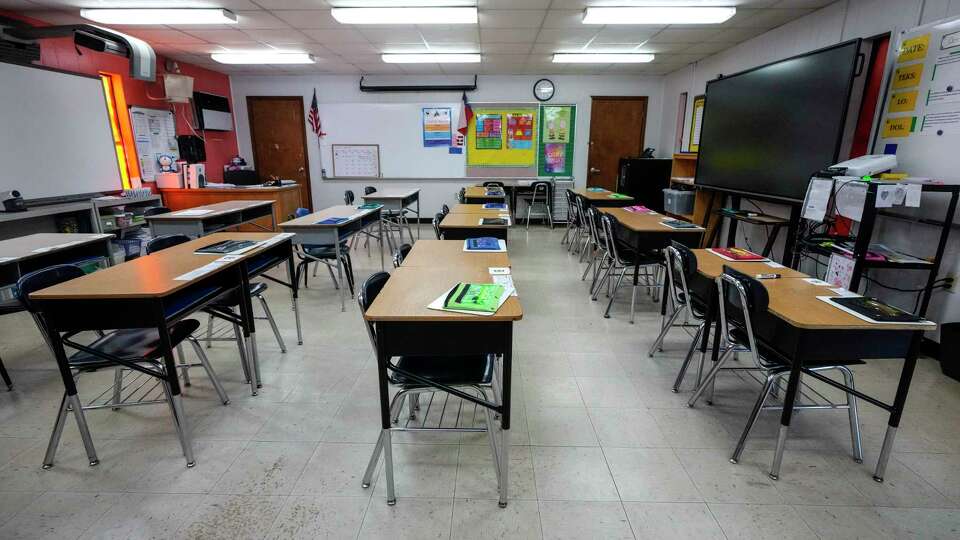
0;61;122;201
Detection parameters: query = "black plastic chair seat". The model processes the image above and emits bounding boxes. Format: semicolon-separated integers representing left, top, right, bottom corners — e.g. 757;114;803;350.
0;297;24;316
210;282;267;308
303;242;349;259
69;319;201;369
388;354;495;387
616;244;661;266
726;327;865;369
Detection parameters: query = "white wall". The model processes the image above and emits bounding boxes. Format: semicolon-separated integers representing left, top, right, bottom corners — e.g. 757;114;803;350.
230;74;663;215
657;0;960;332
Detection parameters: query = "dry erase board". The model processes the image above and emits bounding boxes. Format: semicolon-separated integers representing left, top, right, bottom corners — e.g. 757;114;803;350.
332;144;381;178
129;106;180;182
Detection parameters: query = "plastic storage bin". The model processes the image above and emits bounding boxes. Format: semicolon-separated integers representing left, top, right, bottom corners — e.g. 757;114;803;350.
663;188;695;215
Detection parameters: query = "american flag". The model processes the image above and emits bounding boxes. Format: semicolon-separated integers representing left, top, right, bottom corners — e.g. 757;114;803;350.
307;88;324;137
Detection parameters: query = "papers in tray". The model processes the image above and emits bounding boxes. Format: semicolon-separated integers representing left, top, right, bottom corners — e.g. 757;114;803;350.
816;296;935;326
463;239;507;252
172;209;215;216
479;217;510;226
428;283;515;316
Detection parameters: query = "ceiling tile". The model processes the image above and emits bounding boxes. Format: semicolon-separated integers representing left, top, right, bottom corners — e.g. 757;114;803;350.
418;26;479;43
301;28;370;43
323;41;379;54
181;29;254;43
646;28;723;43
481;29;536;43
479;10;545;28
477;0;552;9
481;42;532;53
358;27;423;43
338;54;381;63
591;27;662;44
374;43;429;53
540;10;584;29
534;28;598;44
272;9;339;29
231;11;292;30
705;26;768;43
124;29;207;44
251;0;331;8
683;41;736;55
242;29;314;44
425;42;480;52
773;0;834;8
746;7;815;27
356;63;404;74
635;42;692;53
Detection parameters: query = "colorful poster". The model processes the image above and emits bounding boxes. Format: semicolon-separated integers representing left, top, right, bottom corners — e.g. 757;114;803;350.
422;107;452;147
476;113;502;149
506;113;534;149
542;106;571;143
544;143;566;173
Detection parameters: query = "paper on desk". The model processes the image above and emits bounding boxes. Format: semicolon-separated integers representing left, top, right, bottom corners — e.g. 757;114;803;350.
488;267;510;275
802;178;833;222
803;278;831;286
829;287;860;297
488;267;517;296
260;232;295;247
174;260;229;281
173;209;214;216
816;296;935;326
478;217;511;226
765;261;785;268
215;254;245;263
427;283;515;316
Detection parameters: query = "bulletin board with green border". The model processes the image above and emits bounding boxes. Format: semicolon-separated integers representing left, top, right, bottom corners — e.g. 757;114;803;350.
466;106;539;167
538;104;576;176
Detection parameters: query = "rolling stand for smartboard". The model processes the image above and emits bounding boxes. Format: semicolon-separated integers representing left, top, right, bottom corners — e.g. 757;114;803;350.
703;194;800;265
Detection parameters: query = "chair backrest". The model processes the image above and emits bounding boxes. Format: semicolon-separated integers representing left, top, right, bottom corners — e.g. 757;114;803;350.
441;204;450;216
599;213;624;263
17;264;85;314
586;207;602;246
358;271;391;350
565;189;579;225
432;213;444;239
364;186;377;195
143;206;171;217
483;181;504;188
295;207;310;218
392;243;413;268
531;181;551;199
344;190;355;205
716;266;769;366
145;234;190;255
457;187;465;203
664;241;698;318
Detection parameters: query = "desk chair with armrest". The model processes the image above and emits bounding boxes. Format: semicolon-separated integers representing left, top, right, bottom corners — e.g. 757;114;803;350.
689;266;863;470
292;208;356;297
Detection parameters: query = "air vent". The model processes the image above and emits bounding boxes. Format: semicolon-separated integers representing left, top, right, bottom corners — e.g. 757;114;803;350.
0;37;40;64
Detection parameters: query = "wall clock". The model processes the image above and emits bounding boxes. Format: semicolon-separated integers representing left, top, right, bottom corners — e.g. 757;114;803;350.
533;78;555;102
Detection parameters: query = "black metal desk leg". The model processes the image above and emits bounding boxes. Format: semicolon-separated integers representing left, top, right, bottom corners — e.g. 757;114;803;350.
157;323;195;467
42;330;98;469
770;357;804;480
760;225;782;259
374;329;396;505
498;324;513;508
287;252;303;345
874;332;922;482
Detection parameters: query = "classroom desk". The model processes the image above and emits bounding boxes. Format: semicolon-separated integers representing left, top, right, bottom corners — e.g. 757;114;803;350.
364;265;522;506
693;249;807;280
146;200;276;237
159;184;302;231
571;188;634;208
683;248;933;482
361;189;421;240
28;232;298;466
464;186;507;204
401;239;510;269
450;203;511;215
0;233;113;298
439;212;510;241
279;204;385;311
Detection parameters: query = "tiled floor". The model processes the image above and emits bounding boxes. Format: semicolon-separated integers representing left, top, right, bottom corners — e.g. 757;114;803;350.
1;225;959;539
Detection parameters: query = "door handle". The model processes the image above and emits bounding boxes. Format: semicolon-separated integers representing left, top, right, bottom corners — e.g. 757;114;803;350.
589;167;600;174
298;167;305;172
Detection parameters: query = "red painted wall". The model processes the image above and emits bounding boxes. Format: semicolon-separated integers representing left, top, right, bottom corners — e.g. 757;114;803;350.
1;11;238;183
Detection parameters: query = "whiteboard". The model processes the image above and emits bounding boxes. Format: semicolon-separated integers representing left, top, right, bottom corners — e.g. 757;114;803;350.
332;144;380;178
316;102;464;178
129;106;180;181
0;61;122;200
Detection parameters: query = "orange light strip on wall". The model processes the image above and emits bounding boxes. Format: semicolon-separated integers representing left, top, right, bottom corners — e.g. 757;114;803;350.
100;73;140;189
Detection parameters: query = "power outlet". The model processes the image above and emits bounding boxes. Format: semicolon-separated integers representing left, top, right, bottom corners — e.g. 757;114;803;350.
945;273;957;293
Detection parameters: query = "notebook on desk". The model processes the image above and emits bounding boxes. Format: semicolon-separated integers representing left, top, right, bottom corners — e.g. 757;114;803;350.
428;282;513;316
707;247;766;261
464;237;505;251
357;203;382;210
480;217;509;226
194;240;257;255
483;203;507;209
608;193;631;199
316;217;348;225
660;219;700;229
819;296;934;325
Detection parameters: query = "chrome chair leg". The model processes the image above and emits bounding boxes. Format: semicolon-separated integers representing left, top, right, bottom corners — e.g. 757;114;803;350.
362;430;385;488
649;307;684;357
838;366;864;463
42;393;71;469
730;370;781;464
111;367;123;410
603;267;627;318
629;282;638;324
688;346;735;407
161;383;195;467
233;323;251;384
672;323;705;392
383;428;396;505
258;294;287;353
176;344;191;387
497;426;509;507
326;263;340;290
187;337;229;405
205;314;214;349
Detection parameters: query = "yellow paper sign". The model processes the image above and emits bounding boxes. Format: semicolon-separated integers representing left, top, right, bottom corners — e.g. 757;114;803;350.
882;116;915;138
892;63;923;89
898;34;930;63
889;91;918;113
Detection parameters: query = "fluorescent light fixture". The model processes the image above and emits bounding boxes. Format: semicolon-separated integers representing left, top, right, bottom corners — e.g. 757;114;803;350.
80;8;237;25
332;7;477;24
211;52;315;64
582;7;735;25
552;53;654;63
382;53;481;63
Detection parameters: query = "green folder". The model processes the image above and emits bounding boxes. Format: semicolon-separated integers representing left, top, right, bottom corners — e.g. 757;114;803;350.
443;283;505;313
608;193;631;199
357;203;383;210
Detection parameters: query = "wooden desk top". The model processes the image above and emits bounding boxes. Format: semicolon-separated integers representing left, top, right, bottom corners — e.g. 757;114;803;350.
402;240;510;268
464;186;506;199
29;233;287;301
692;249;807;280
450;204;510;215
572;188;634;202
439;213;510;229
146;200;274;221
0;233;111;263
361;189;420;200
364;266;522;322
279;205;378;230
600;208;703;233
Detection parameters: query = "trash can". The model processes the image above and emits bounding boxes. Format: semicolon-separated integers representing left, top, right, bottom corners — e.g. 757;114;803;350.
939;322;960;381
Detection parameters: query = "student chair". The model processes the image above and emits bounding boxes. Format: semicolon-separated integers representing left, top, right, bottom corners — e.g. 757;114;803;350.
596;213;662;323
580;207;608;291
357;272;502;504
392;243;412;268
441;204;450;216
689;266;863;473
456;187;466;203
146;234;284;395
518;181;553;229
649;242;712;392
293;208;356;297
483;181;505;188
572;195;592;258
17;265;218;468
344;190;355;205
432;213;444;239
143;206;171;217
560;189;580;247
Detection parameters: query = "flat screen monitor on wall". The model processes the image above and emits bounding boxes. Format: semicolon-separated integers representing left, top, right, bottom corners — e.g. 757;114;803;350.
694;40;862;202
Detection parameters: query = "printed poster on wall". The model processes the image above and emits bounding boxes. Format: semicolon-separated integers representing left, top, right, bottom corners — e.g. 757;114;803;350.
476;113;502;149
542;106;571;143
544;143;566;173
506;112;534;149
422;107;452;147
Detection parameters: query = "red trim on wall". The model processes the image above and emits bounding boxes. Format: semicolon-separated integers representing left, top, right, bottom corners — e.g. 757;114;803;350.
1;10;238;183
850;35;890;158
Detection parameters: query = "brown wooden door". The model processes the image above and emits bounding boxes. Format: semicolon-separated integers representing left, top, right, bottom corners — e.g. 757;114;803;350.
587;96;648;191
247;96;312;210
